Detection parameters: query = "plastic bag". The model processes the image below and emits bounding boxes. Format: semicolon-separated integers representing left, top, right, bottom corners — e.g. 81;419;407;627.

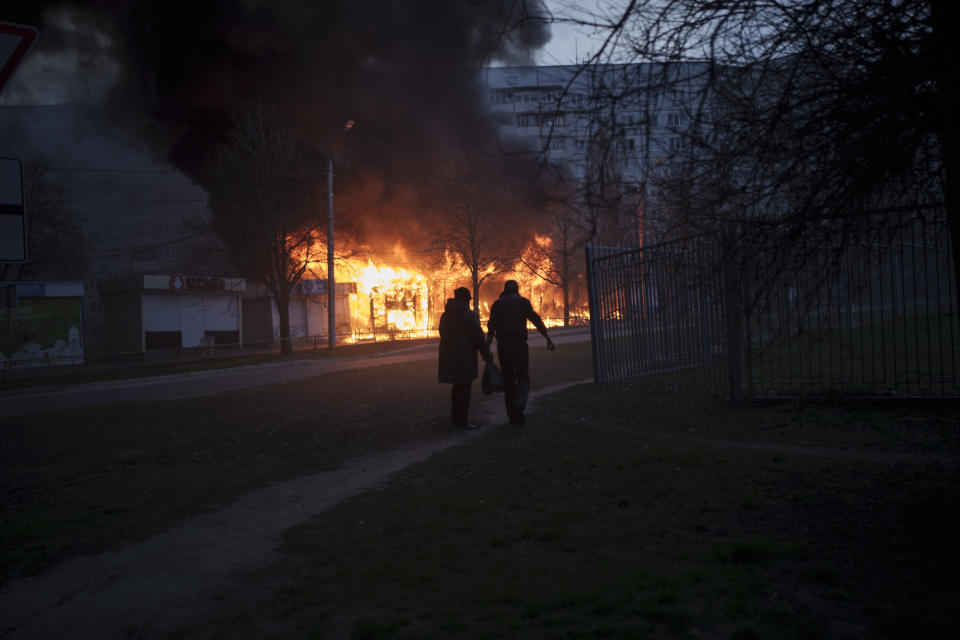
481;360;504;395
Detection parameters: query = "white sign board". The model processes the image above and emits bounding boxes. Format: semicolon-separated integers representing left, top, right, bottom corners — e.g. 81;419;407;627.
0;157;26;262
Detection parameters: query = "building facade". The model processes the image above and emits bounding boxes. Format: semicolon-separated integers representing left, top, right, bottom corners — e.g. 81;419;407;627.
481;63;713;246
100;274;245;354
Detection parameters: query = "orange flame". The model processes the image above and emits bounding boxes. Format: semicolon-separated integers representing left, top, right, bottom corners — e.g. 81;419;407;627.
290;235;584;341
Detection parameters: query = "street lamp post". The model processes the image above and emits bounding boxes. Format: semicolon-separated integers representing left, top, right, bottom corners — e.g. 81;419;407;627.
327;119;355;349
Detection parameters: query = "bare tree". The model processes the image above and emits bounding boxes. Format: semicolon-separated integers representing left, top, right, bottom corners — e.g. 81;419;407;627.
205;104;326;355
429;152;525;313
577;106;652;249
559;0;958;295
518;188;587;326
0;157;88;282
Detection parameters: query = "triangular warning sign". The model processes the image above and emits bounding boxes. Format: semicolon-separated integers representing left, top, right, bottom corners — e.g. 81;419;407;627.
0;22;38;96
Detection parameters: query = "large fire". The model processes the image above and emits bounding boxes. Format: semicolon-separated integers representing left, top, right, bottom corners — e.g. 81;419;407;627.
340;259;432;341
298;239;586;343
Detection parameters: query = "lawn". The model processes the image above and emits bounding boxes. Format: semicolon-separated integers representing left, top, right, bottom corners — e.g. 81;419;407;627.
198;389;958;639
3;338;959;638
748;311;960;397
0;341;592;583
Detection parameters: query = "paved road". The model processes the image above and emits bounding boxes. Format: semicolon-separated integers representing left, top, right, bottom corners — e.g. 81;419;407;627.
0;328;591;419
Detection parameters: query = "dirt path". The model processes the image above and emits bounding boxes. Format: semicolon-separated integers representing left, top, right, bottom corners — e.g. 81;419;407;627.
0;381;588;639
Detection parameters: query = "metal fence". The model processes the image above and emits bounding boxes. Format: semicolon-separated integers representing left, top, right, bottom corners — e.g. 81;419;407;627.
585;211;960;399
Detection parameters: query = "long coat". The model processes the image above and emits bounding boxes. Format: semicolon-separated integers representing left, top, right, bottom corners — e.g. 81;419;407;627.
438;297;489;384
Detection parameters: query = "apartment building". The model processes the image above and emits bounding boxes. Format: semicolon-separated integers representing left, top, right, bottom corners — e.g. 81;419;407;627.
483;63;710;174
481;63;714;245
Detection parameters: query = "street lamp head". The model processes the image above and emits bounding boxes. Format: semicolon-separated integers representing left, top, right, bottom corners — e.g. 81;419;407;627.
331;120;355;153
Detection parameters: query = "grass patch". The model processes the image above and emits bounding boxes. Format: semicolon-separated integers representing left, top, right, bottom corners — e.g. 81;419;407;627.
253;387;960;639
750;311;960;396
0;340;592;583
3;339;959;637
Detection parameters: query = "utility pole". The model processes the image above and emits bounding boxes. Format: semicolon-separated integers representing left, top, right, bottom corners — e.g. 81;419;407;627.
327;120;355;349
326;153;335;349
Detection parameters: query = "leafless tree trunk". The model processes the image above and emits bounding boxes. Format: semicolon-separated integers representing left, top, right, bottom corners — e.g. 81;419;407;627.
206;103;326;355
429;151;524;314
518;199;586;326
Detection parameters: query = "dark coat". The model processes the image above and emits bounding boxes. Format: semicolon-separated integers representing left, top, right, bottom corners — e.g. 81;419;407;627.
487;291;548;341
438;297;490;383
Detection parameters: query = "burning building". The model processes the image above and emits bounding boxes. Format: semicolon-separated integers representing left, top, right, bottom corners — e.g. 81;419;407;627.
2;1;595;349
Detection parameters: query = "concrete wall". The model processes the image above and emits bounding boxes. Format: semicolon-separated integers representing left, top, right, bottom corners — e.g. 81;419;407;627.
102;291;143;353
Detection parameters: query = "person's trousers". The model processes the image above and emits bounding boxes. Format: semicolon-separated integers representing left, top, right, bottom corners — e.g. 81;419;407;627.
450;381;472;425
497;336;530;420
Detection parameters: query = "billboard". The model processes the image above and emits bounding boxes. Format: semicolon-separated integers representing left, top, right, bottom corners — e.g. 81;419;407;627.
1;293;84;366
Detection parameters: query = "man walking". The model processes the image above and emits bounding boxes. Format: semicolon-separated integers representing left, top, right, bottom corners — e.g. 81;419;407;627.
486;280;555;425
438;287;493;428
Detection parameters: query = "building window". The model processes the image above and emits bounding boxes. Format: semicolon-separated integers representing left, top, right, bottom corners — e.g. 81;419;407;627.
518;113;536;127
551;138;565;151
492;89;513;104
668;113;682;127
576;139;586;152
669;137;687;151
540;113;566;127
506;74;519;86
159;248;178;262
628;138;635;151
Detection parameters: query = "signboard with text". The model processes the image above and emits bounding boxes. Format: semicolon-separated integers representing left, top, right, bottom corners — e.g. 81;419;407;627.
296;280;357;296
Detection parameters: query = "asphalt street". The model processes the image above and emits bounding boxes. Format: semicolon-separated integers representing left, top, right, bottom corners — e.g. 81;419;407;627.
0;328;591;419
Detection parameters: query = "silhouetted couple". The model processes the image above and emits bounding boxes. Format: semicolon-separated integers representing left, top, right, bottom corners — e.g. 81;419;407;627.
438;280;555;428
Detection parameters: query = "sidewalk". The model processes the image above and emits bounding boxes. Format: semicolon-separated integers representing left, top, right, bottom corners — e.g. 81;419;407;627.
1;329;590;419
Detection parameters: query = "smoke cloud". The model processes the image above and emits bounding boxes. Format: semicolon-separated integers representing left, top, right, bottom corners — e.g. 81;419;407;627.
4;0;555;258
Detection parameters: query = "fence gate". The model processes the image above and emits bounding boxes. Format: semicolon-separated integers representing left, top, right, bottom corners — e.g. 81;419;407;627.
585;212;960;399
585;235;732;393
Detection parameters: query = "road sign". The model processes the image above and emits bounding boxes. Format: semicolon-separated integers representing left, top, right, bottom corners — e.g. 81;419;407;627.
0;157;26;263
0;22;38;95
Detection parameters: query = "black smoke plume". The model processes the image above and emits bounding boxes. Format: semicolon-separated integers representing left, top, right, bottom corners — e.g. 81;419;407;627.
5;0;554;253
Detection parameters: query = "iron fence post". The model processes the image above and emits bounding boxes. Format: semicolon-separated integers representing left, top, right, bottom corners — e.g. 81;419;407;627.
722;224;744;404
585;244;604;383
